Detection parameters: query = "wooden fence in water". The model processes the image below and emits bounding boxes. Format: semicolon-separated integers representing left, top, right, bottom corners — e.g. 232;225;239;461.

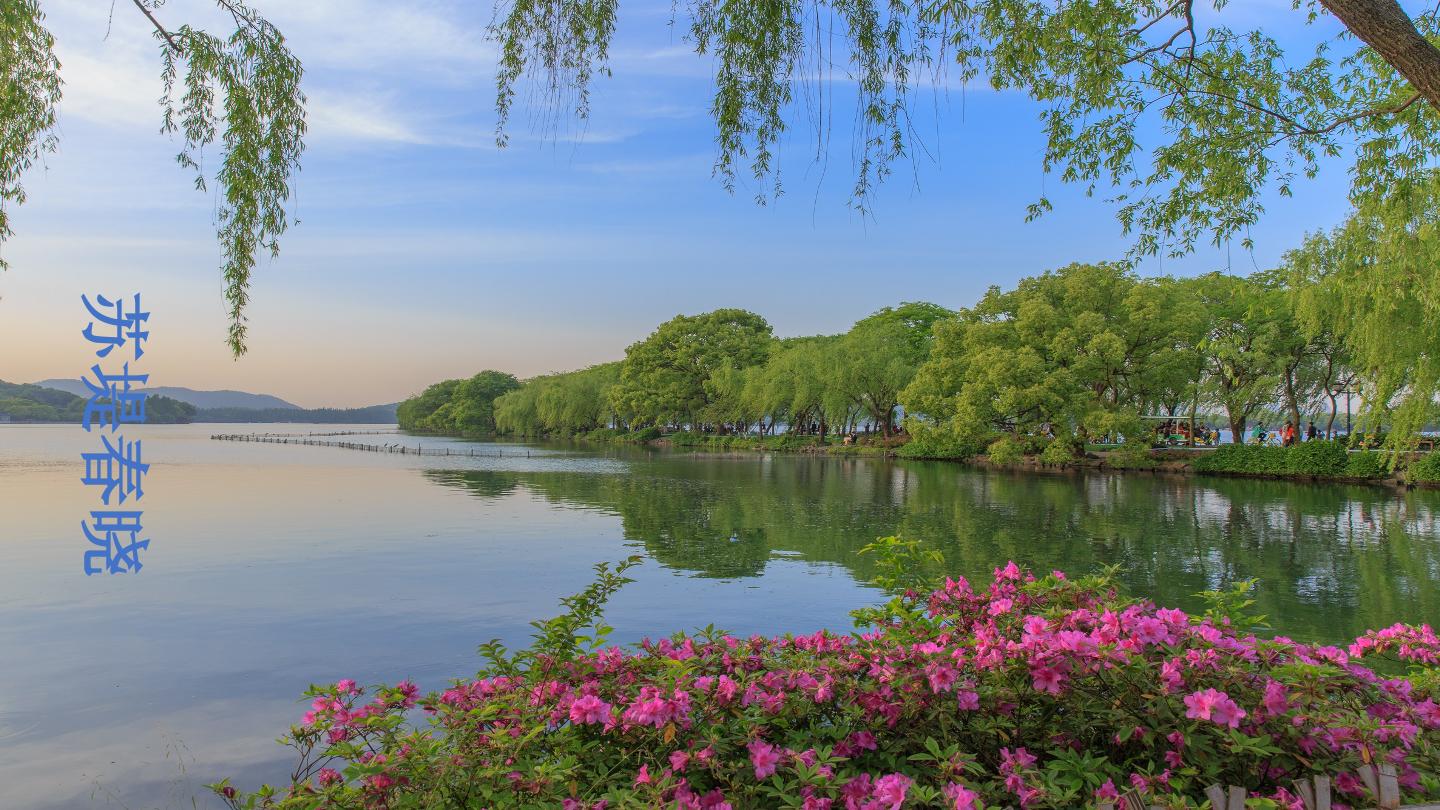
214;429;399;438
209;433;530;458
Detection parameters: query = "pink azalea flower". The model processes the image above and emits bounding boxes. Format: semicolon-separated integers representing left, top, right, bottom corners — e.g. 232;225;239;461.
1270;787;1305;810
1030;665;1066;695
1184;688;1247;728
944;782;980;810
1263;680;1290;716
569;694;612;725
1183;688;1218;721
368;773;394;791
748;739;781;779
715;675;739;703
1155;608;1188;626
957;690;980;710
1210;694;1248;728
1334;771;1363;796
1159;659;1185;693
926;661;960;693
841;773;874;803
1131;617;1172;645
1000;746;1037;771
873;773;912;808
1416;699;1440;728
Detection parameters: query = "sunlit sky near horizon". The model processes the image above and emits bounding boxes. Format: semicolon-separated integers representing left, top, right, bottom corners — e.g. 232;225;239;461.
0;0;1356;408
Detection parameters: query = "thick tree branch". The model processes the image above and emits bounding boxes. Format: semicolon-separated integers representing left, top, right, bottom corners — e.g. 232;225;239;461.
1319;0;1440;109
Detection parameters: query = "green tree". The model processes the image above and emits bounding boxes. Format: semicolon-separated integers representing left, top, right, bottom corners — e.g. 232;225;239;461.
396;379;462;431
901;264;1196;445
494;381;542;436
759;336;839;437
1252;267;1348;436
451;371;522;434
834;303;953;436
494;363;624;437
1292;202;1438;445
701;364;759;434
610;309;773;430
538;362;622;434
1191;273;1286;444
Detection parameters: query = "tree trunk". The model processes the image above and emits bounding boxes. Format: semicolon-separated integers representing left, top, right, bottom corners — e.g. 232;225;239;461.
1229;413;1246;445
1326;391;1339;438
1320;0;1440;109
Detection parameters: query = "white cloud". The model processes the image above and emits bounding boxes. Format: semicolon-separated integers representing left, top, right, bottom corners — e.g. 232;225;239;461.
266;0;494;78
307;89;436;145
48;4;167;134
42;0;499;145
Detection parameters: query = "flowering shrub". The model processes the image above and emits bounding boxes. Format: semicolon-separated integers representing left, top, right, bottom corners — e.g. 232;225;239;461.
212;556;1440;809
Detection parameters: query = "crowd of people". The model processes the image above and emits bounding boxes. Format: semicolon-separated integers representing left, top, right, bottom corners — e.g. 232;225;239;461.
1248;420;1322;447
1149;420;1220;447
1147;418;1330;447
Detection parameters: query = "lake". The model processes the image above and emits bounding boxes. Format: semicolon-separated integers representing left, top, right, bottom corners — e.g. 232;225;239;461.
3;423;1438;808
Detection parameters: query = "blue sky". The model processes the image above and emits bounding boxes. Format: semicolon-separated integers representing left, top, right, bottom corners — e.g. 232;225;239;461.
0;0;1356;407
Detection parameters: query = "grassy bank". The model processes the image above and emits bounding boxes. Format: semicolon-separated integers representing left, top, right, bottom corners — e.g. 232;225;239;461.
483;428;1440;488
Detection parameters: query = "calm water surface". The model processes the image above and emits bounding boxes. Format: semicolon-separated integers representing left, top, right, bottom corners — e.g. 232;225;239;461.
2;423;1439;808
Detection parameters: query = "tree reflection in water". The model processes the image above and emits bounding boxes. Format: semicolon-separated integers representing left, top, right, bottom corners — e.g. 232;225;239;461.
425;450;1440;644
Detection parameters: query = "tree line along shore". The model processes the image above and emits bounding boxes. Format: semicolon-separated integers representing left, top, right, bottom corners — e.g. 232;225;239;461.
398;260;1440;487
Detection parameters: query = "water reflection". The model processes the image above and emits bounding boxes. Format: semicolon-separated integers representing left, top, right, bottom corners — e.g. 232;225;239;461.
427;452;1440;643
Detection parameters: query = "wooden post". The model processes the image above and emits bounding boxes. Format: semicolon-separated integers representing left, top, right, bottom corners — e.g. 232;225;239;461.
1378;763;1401;809
1313;774;1331;810
1293;779;1315;809
1358;765;1379;797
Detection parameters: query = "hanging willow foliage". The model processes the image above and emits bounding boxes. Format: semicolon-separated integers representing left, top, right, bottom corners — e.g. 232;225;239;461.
0;0;303;357
491;0;940;208
489;0;1440;250
0;0;61;268
159;0;306;357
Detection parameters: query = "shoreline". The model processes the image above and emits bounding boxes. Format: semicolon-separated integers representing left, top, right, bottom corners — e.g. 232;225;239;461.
402;428;1439;490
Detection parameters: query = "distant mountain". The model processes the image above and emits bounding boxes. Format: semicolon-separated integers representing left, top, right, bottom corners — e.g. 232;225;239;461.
35;380;300;410
1;380;196;423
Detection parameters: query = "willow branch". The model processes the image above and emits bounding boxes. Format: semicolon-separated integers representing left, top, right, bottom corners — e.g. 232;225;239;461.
129;0;182;53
